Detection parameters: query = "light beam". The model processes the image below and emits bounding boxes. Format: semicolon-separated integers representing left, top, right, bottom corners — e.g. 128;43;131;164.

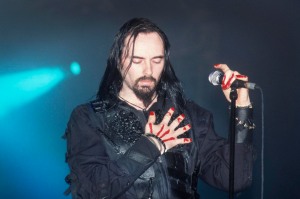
0;67;65;117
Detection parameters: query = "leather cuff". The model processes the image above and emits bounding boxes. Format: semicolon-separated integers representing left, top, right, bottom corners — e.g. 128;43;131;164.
235;106;255;144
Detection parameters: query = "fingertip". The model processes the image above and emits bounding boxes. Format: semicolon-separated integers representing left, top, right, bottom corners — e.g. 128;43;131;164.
236;74;248;78
183;138;193;143
167;107;175;116
148;111;156;123
236;74;248;81
183;124;191;131
215;64;231;73
214;63;222;68
149;111;155;116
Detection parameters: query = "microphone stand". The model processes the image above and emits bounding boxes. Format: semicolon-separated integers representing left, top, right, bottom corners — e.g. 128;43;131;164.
229;88;238;199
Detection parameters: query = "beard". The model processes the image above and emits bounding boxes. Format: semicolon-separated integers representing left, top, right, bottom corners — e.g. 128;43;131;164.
132;76;157;107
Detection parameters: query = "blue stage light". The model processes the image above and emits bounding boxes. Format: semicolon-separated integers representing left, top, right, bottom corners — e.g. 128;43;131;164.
70;61;81;75
0;66;68;199
0;67;65;117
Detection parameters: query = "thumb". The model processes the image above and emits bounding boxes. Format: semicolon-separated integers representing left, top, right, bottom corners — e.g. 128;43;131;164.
148;111;156;124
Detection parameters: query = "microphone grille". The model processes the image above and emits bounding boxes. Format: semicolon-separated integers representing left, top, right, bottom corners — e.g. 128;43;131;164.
208;70;223;86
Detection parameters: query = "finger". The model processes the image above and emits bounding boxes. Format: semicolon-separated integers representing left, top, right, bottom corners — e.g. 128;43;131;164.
162;137;175;142
147;123;154;134
234;71;250;89
165;137;192;146
178;138;193;144
235;74;249;81
169;114;185;129
146;111;156;134
148;111;156;124
214;63;230;73
173;124;191;137
161;107;175;124
222;73;236;90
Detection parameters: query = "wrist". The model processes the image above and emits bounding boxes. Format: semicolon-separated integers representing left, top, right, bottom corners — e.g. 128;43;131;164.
229;102;253;110
145;134;166;154
236;103;253;108
235;104;255;143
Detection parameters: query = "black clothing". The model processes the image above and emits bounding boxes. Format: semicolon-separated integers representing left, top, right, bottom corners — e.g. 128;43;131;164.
64;97;254;199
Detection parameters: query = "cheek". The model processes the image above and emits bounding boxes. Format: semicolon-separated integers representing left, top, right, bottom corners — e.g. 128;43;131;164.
154;64;165;78
125;67;140;82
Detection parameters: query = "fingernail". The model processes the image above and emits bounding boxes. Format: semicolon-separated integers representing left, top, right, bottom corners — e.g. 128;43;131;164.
214;64;221;67
236;74;248;78
180;114;185;118
171;107;175;111
184;138;192;143
149;111;155;116
184;124;191;131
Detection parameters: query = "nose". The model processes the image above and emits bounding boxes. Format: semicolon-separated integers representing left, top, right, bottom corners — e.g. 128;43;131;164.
143;60;153;76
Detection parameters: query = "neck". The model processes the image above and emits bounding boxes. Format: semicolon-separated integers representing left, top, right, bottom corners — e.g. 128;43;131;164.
118;90;157;111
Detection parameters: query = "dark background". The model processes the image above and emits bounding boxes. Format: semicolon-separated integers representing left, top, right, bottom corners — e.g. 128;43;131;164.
0;0;299;198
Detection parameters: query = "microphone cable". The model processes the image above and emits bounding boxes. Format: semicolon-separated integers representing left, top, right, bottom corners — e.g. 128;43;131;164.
257;86;265;199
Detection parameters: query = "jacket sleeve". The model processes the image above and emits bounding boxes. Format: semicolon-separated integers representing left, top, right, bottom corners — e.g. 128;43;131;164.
194;105;254;192
64;104;160;199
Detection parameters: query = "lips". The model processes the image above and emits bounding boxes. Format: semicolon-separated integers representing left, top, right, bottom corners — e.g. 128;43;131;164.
139;79;154;86
136;76;156;87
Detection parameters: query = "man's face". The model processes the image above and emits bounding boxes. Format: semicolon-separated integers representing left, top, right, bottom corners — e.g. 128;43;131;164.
120;32;165;101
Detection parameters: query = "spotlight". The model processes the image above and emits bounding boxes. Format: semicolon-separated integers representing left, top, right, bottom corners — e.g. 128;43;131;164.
0;67;65;117
70;61;81;75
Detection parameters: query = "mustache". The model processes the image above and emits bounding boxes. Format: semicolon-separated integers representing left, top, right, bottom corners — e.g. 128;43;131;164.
135;76;157;84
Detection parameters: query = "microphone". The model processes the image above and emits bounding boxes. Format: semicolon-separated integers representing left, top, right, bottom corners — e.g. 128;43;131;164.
208;70;259;90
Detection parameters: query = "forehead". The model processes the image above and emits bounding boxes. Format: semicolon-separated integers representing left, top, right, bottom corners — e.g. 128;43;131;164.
123;32;164;56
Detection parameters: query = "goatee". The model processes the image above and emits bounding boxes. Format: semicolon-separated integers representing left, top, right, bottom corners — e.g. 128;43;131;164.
133;76;157;107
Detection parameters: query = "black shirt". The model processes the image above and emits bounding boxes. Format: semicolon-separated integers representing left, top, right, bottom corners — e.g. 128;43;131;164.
64;97;254;199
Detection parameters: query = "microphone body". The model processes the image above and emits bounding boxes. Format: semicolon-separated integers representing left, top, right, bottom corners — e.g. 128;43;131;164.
208;70;258;90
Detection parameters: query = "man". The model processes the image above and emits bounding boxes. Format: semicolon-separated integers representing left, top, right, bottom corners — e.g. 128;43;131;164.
64;18;255;199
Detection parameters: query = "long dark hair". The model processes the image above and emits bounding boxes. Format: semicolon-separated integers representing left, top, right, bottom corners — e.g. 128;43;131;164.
97;18;186;112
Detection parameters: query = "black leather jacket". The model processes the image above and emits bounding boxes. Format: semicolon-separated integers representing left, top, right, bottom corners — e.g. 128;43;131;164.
64;97;254;199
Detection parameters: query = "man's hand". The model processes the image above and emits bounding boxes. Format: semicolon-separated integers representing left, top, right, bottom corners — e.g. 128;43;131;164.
145;107;192;154
214;64;251;107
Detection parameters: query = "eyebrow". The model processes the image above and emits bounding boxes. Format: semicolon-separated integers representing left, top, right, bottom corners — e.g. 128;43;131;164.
131;55;165;59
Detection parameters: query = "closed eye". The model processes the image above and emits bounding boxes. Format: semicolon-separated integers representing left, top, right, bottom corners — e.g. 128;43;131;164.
152;57;164;64
132;57;143;64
